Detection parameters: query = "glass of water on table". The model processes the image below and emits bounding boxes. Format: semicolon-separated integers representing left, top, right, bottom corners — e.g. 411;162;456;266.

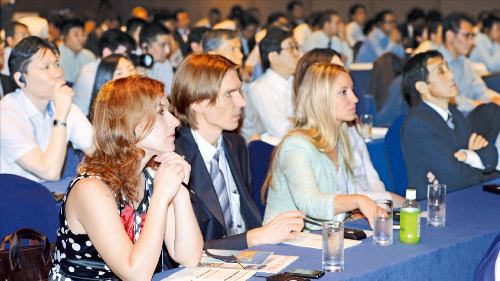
373;199;393;245
322;221;344;272
427;184;446;226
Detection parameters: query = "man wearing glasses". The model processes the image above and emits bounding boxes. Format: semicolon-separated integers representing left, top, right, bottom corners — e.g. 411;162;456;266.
248;28;301;138
355;10;405;63
438;12;500;112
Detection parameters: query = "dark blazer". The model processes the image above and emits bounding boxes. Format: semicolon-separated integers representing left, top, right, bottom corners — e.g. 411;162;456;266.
401;102;500;200
175;126;262;250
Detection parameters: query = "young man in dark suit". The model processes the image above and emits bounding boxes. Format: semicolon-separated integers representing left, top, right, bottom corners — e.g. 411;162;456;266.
170;53;305;250
401;50;500;200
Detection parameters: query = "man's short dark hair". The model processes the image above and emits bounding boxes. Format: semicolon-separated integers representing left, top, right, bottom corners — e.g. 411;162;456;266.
442;12;474;42
286;1;303;13
427;19;442;35
4;21;28;41
153;9;176;24
209;8;221;16
482;15;500;33
267;12;287;27
126;17;147;37
187;27;210;54
139;22;170;47
407;8;425;23
240;13;260;31
202;29;237;52
318;10;339;29
402;50;443;106
60;19;84;37
375;10;393;25
8;36;59;80
349;4;366;18
98;29;135;57
259;27;293;71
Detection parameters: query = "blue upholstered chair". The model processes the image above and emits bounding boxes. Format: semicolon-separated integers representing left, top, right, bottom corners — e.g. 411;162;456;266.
474;233;500;281
247;140;275;218
384;114;408;196
0;174;59;243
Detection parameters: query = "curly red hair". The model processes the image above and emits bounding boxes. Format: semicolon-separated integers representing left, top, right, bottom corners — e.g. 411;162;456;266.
78;75;163;203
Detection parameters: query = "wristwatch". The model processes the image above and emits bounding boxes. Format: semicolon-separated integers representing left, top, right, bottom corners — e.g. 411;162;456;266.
53;120;67;127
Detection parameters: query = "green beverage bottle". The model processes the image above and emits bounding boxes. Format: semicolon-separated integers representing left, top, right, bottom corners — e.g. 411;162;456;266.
400;189;421;244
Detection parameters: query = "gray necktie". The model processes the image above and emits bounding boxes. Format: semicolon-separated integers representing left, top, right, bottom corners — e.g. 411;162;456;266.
210;150;232;231
446;113;454;130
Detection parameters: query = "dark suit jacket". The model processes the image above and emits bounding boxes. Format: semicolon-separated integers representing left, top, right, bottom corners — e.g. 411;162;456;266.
175;126;262;250
402;102;500;200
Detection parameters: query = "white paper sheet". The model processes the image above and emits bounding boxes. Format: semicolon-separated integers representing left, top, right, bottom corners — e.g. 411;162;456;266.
283;232;362;249
161;268;255;281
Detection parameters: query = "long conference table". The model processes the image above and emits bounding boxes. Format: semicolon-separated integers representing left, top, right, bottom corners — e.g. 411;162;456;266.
153;178;500;281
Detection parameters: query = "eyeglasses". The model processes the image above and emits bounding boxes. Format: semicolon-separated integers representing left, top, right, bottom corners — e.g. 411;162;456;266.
456;30;475;39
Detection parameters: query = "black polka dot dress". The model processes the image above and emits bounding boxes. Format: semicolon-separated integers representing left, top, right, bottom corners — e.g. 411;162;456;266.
49;170;154;280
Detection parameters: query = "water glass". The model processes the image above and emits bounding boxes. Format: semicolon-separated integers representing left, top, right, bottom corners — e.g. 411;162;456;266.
373;199;393;245
427;184;446;226
322;221;344;272
360;114;373;142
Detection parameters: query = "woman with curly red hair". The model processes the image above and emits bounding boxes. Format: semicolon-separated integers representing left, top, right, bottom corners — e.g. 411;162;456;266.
50;76;203;280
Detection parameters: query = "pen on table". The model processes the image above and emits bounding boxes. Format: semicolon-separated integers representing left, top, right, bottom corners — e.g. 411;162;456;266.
304;218;322;227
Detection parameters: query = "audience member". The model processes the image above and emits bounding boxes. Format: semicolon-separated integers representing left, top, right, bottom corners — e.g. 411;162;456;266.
58;19;96;83
126;17;147;54
195;8;221;28
0;36;92;182
49;75;203;280
175;9;190;54
401;51;500;200
355;10;405;63
262;62;378;230
345;4;367;48
293;11;322;47
1;21;30;76
249;28;301;137
87;54;137;120
139;22;175;96
171;53;305;250
239;14;259;60
302;10;353;66
469;15;500;72
0;39;18;97
286;1;305;29
293;48;405;206
412;19;442;56
186;27;210;55
73;29;135;116
398;8;426;48
438;12;500;112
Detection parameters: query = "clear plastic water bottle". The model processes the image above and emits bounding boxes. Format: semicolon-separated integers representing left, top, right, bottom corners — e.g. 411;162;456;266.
399;189;421;244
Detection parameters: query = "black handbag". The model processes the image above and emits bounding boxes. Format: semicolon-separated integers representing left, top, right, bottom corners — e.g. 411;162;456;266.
0;228;55;281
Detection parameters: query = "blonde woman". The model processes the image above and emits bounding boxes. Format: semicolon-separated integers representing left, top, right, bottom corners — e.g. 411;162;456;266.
262;63;378;231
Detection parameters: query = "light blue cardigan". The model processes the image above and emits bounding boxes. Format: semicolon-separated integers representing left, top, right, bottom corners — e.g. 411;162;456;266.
263;135;355;231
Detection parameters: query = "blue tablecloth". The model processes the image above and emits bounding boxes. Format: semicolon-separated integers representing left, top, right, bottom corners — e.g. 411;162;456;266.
153;179;500;281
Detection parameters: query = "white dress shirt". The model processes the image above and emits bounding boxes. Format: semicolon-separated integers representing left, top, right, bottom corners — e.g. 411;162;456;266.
302;30;353;66
146;61;174;96
191;129;246;234
248;69;294;137
72;59;100;116
345;21;366;48
469;32;500;72
58;43;96;83
0;89;93;182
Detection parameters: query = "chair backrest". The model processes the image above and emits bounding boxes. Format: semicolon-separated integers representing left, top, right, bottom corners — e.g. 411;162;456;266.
370;53;406;112
0;174;59;243
384;114;408;196
247;140;275;218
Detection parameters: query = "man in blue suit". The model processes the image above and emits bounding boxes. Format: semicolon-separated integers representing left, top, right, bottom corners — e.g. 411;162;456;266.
170;53;305;250
401;51;500;200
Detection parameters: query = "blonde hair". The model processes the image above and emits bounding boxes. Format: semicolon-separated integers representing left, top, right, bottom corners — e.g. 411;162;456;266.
262;63;353;202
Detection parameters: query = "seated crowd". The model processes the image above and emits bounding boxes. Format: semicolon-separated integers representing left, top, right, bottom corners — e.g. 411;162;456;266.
1;2;500;279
